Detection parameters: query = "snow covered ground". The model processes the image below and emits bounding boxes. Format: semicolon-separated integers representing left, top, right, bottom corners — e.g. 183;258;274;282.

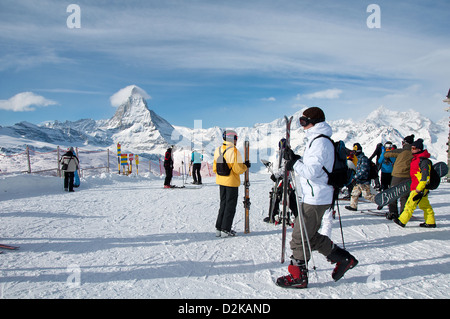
0;172;449;299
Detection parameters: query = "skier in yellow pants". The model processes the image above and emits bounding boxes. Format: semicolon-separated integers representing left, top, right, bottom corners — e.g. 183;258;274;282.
394;138;436;228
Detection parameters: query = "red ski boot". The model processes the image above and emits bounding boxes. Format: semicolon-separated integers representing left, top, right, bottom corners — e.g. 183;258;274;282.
327;245;358;282
276;259;308;289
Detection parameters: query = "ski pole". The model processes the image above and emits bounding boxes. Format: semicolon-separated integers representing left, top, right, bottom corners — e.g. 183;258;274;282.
290;170;317;275
335;197;346;249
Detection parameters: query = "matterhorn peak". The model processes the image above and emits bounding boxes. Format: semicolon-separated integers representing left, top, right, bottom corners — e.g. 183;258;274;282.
110;85;151;107
107;85;154;130
102;85;176;151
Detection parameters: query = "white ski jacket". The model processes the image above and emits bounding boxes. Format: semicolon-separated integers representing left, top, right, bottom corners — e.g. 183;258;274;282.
293;121;335;205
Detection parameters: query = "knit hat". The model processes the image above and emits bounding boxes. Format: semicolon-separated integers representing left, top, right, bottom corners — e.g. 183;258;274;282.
302;107;325;123
403;134;415;144
411;138;424;150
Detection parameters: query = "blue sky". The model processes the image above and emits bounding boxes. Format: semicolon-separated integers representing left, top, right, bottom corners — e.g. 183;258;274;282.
0;0;449;129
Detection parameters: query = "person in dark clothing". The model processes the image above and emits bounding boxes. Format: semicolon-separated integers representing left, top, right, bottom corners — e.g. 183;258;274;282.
164;146;174;188
191;150;203;185
60;147;79;192
369;143;382;190
345;143;376;211
378;141;396;191
383;135;414;219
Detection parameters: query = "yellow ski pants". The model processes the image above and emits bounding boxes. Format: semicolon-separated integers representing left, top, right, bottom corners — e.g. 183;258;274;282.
399;190;435;225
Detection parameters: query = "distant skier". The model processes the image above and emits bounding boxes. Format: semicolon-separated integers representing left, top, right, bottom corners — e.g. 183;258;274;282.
213;130;250;238
394;138;436;228
164;146;174;188
191;150;203;185
277;107;358;289
60;147;79;192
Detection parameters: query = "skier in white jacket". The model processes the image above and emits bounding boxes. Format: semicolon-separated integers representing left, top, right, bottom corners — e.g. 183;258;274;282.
276;107;358;289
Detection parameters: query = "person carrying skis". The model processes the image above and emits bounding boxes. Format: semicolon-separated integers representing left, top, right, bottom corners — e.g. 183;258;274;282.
163;146;174;188
277;107;358;289
345;143;376;211
383;134;414;219
191;150;203;185
263;138;298;224
60;147;79;192
213;130;250;238
394;138;436;228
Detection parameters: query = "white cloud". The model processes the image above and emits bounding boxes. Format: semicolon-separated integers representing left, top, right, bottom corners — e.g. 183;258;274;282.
110;85;151;107
0;92;57;112
261;97;276;102
299;89;343;100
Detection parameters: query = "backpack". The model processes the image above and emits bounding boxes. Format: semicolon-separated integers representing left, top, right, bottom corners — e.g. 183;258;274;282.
216;146;233;176
425;160;440;190
310;135;350;190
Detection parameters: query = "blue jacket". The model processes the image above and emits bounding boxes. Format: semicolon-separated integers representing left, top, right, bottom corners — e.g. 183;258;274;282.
378;147;395;174
191;151;203;164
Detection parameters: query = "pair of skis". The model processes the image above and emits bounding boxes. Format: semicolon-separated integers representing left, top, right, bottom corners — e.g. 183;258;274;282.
243;140;251;234
280;116;314;270
280;116;293;263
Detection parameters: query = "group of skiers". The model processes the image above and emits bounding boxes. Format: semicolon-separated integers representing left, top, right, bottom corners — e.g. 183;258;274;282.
57;105;441;290
341;134;436;228
163;147;204;188
161;105;438;289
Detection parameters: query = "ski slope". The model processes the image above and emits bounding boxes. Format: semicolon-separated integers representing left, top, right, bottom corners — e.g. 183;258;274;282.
0;172;449;299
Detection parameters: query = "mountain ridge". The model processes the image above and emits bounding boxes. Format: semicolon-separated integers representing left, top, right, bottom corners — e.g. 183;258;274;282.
0;86;448;167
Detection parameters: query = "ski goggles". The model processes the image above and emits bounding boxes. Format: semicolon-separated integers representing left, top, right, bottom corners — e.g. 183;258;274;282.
299;116;324;127
223;130;238;141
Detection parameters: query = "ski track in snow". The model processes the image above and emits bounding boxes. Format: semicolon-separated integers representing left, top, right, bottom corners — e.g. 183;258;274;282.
0;173;449;299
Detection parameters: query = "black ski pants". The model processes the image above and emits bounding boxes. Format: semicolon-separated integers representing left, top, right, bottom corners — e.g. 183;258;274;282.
164;167;173;186
216;185;239;232
64;171;75;191
192;163;202;184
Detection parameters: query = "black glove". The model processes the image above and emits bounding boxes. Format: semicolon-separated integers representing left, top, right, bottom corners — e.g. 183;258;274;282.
285;159;298;171
285;147;301;161
284;147;301;171
412;191;424;201
270;174;277;182
244;160;251;168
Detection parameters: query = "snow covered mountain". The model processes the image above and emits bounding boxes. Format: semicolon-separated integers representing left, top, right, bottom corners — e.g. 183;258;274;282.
0;85;448;168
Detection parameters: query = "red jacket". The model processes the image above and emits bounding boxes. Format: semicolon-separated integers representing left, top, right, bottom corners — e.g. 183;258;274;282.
410;150;431;191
